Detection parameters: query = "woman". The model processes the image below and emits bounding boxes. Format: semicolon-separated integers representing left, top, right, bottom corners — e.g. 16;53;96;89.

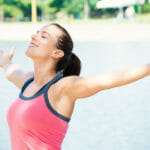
0;23;150;150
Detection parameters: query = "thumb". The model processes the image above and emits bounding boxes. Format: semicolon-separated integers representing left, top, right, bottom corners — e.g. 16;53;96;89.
9;46;15;60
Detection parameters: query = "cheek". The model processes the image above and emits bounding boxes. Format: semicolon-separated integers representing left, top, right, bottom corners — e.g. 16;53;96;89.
40;38;56;49
40;42;55;55
40;41;54;51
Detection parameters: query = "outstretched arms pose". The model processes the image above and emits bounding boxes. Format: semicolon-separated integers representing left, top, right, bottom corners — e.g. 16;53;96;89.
0;47;150;101
0;47;34;89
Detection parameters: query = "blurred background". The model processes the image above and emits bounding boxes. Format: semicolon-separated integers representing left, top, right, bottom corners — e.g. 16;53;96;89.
0;0;150;22
0;0;150;150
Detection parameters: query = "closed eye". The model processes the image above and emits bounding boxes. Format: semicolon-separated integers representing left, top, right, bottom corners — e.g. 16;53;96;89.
41;33;48;38
36;30;50;39
41;36;46;38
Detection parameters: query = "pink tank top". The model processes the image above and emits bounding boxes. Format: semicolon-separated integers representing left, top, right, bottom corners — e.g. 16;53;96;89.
7;74;70;150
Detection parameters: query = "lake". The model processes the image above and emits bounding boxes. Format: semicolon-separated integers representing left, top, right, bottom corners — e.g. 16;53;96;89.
0;41;150;150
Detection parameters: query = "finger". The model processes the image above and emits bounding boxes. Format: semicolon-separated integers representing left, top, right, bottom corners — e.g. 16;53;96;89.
9;46;16;60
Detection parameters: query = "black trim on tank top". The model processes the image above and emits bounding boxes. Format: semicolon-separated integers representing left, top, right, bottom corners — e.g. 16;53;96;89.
19;74;71;122
44;90;71;122
20;77;34;99
19;74;61;100
43;75;71;122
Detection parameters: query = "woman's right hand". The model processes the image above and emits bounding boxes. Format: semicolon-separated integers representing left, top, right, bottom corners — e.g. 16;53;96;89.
0;46;15;68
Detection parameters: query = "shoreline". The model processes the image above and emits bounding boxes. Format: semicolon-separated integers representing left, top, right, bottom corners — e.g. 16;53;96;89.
0;22;150;42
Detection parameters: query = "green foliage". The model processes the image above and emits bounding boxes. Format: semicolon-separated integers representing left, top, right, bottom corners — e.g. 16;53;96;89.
89;0;98;11
37;0;50;13
63;0;84;16
3;4;24;19
0;0;3;5
141;3;150;13
16;0;30;6
2;0;29;19
1;0;150;21
50;0;64;12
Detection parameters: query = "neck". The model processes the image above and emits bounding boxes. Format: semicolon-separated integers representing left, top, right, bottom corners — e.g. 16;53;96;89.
33;60;57;86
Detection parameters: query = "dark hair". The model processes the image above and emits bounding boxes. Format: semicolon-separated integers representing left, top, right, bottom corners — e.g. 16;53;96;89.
51;23;81;77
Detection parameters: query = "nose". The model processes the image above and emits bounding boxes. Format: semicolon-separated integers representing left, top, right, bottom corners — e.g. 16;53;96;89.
31;33;38;41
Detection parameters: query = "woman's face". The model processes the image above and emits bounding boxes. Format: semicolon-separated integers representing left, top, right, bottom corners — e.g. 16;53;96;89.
26;24;64;61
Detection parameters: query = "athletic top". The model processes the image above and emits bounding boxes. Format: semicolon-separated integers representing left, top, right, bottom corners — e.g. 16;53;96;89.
7;74;71;150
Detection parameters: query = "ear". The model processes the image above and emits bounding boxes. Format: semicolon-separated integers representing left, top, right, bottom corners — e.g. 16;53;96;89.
51;49;64;59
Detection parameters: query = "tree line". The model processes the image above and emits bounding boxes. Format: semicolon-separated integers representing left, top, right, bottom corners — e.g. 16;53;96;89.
0;0;150;22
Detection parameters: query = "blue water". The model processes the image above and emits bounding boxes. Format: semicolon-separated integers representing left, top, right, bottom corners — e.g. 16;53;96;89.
0;41;150;150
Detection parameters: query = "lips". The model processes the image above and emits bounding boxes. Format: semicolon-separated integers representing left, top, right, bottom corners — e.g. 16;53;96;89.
29;42;39;47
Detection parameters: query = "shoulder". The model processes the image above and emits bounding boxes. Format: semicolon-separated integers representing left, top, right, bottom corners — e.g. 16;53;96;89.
61;75;81;83
58;75;83;89
22;72;34;86
49;75;82;99
24;72;34;81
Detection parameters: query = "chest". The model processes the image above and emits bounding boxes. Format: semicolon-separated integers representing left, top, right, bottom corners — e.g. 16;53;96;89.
22;83;74;119
7;96;69;134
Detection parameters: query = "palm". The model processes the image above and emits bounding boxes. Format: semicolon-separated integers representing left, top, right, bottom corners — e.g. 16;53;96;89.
0;47;15;68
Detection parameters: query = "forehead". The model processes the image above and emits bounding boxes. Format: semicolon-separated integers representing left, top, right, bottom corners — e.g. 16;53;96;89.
39;25;62;37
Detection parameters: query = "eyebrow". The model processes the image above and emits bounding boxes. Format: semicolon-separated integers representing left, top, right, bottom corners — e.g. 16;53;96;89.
37;30;51;37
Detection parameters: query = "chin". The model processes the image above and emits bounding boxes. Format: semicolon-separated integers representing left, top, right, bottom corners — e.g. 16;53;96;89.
25;48;41;60
25;48;33;58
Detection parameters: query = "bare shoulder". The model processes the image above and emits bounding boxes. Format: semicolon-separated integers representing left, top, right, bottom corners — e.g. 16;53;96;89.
23;72;34;82
57;75;82;89
54;74;103;99
20;72;34;88
48;75;81;94
52;75;82;98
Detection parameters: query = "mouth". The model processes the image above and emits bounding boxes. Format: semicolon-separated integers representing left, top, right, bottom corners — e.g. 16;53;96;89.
29;42;39;48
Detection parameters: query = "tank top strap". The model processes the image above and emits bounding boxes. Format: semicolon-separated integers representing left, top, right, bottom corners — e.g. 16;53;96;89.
44;74;63;91
43;74;71;122
19;74;64;100
20;77;34;94
20;74;63;96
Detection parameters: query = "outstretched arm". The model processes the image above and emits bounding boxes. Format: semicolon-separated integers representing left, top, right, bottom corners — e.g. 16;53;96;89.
63;64;150;100
0;47;34;89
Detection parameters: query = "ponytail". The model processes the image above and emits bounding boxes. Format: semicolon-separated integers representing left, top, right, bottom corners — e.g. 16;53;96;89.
52;23;81;77
56;52;81;77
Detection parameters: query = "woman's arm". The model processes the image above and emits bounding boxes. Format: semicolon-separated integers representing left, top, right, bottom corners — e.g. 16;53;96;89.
63;64;150;100
3;62;34;89
0;47;34;89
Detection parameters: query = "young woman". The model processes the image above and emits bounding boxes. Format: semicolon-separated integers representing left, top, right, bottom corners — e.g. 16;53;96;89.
0;23;150;150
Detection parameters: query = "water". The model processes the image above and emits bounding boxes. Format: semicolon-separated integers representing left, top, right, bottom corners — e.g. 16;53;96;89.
0;41;150;150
